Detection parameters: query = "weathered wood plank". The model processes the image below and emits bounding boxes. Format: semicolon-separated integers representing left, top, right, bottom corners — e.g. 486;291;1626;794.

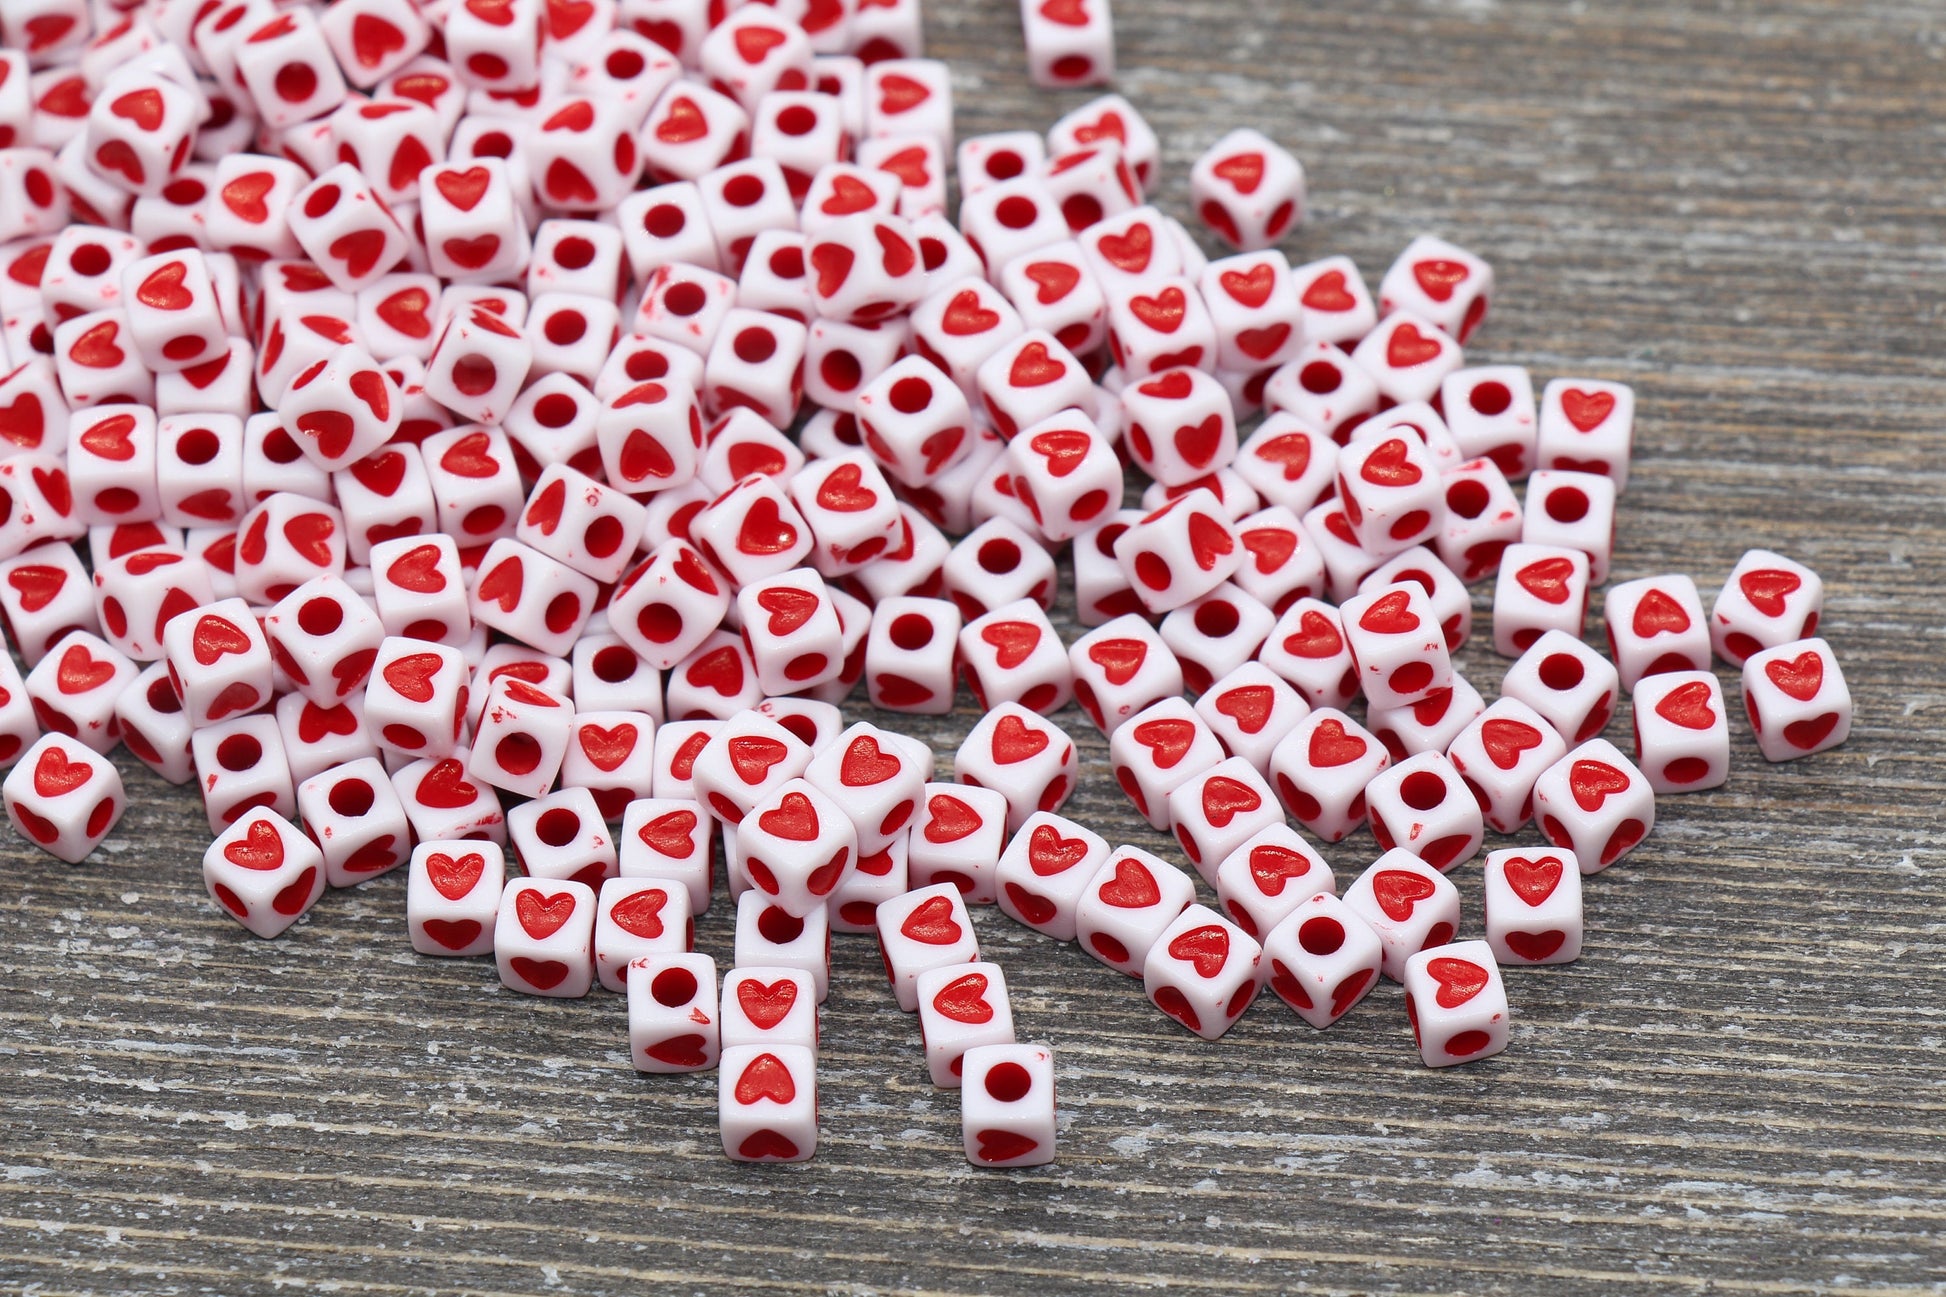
4;0;1944;1292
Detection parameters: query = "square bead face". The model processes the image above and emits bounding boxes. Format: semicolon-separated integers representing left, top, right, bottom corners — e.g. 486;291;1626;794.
1483;849;1584;967
1142;904;1263;1040
507;788;616;889
1531;740;1656;873
1363;752;1483;874
1402;941;1509;1068
199;808;324;938
1711;549;1821;666
874;882;979;1010
1631;671;1730;794
915;961;1016;1087
1742;638;1851;762
960;1042;1056;1168
994;812;1110;942
1261;892;1384;1029
407;840;505;958
720;966;818;1053
1340;850;1461;981
494;878;597;998
734;892;833;1002
594;876;692;993
1074;847;1197;978
718;1043;817;1163
628;953;720;1074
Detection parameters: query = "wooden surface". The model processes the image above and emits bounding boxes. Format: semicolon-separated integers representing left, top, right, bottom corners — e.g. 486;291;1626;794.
4;1;1944;1293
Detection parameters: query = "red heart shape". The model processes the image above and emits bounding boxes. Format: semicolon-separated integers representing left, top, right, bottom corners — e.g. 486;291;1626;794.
1302;270;1355;312
609;887;667;938
1130;717;1196;770
1085;638;1145;686
1515;556;1576;605
1009;340;1066;387
1213;684;1274;734
1128;286;1185;333
474;557;523;612
990;713;1049;763
1558;387;1614;432
1247;844;1312;894
923;795;981;846
655;96;707;143
192;614;253;666
1219;262;1274;308
980;621;1040;670
1500;854;1562;906
515;888;578;939
1359;437;1422;487
737;977;798;1028
1094;223;1151;273
737;1129;800;1159
1479;717;1544;770
1385;322;1443;369
414;759;478;808
1412;259;1469;303
736;496;797;556
222;817;285;870
930;970;993;1023
1370;868;1435;921
1307;719;1366;767
809;242;854;297
757;790;820;841
755;585;819;635
1568;759;1631;811
1199;776;1260;828
876;73;929;115
1631;588;1691;637
350;13;407;67
684;646;746;697
1097;856;1161;908
638;808;699;857
899;894;963;944
282;512;336;565
422;918;481;950
1426;956;1488;1007
6;564;63;612
136;260;194;311
69;320;127;369
820;173;880;216
940;288;1000;336
972;1128;1039;1163
1357;589;1420;635
382;652;444;703
1503;929;1565;961
1211;151;1263;194
1283;610;1342;659
1186;512;1235;571
1022;260;1079;304
0;391;44;449
110;87;165;130
577;722;637;772
425;851;486;900
643;1033;707;1067
1654;681;1717;729
1026;824;1089;876
1764;651;1823;702
1738;568;1801;618
1167;924;1230;977
33;745;93;797
726;734;789;786
56;645;116;694
509;957;570;990
328;229;389;281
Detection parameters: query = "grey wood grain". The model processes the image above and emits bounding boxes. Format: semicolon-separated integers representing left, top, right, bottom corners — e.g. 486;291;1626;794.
4;0;1945;1293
